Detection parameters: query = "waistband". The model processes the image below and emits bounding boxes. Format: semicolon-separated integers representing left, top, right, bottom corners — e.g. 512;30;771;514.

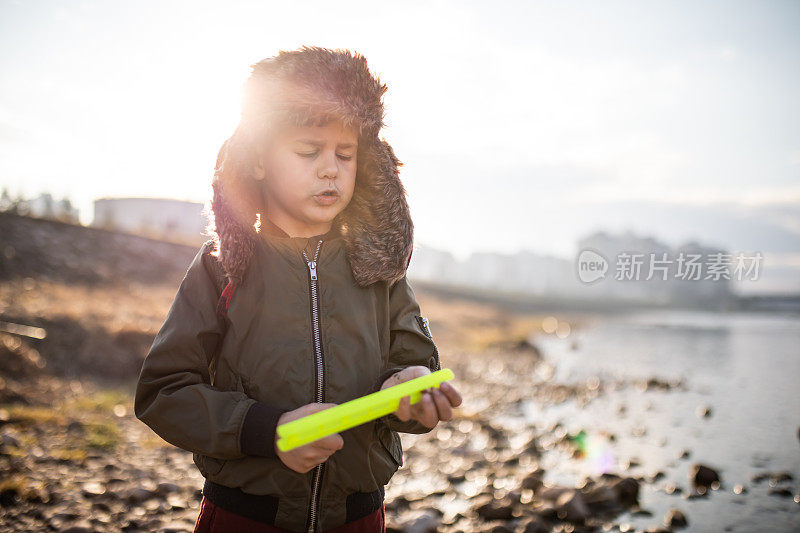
202;479;385;526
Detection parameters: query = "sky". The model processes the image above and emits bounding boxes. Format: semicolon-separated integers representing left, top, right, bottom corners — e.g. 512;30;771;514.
1;0;799;292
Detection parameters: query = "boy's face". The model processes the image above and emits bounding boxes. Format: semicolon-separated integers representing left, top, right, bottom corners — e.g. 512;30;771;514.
256;119;358;238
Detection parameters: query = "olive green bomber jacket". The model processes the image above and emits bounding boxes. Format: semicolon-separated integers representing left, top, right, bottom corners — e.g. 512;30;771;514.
133;226;441;531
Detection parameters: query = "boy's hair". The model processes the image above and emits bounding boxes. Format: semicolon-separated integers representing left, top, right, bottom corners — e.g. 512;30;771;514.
204;46;413;294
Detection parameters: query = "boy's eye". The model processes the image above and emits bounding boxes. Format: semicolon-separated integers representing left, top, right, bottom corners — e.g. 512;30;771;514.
295;150;354;161
295;152;353;161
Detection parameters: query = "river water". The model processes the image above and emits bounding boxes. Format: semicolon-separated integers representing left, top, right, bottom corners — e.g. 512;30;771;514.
530;309;800;532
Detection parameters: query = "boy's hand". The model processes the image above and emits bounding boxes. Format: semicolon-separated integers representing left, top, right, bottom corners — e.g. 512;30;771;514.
380;366;463;429
275;403;343;473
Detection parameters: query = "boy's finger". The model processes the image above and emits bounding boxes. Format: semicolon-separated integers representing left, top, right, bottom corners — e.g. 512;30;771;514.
411;391;437;428
306;433;344;454
395;395;411;421
314;433;343;452
439;382;463;407
306;454;327;469
430;388;452;421
306;402;338;415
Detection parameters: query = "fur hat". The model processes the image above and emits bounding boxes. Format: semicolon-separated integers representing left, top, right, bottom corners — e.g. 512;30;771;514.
205;46;414;300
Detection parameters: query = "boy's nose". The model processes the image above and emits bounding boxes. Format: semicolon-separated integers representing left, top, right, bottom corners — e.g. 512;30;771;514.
317;152;338;180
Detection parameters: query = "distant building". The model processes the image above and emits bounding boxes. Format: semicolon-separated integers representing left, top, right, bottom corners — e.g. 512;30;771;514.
408;243;582;297
452;250;582;297
407;245;459;282
24;192;80;223
408;229;736;306
577;230;735;305
92;197;206;241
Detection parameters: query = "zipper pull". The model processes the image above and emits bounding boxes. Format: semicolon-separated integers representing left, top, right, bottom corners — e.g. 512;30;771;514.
308;260;317;281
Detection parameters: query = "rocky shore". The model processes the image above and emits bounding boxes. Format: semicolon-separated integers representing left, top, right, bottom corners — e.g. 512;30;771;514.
2;331;796;532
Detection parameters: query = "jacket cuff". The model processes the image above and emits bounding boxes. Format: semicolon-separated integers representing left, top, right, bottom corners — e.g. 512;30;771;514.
240;401;290;458
372;366;406;393
382;412;435;434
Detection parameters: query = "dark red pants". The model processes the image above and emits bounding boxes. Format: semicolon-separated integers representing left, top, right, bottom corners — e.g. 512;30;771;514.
193;495;386;533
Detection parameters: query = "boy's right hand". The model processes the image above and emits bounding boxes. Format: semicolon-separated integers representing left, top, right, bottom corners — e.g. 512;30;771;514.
274;403;343;473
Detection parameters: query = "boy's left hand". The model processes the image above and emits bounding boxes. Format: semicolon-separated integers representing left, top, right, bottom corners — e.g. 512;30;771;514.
380;366;463;429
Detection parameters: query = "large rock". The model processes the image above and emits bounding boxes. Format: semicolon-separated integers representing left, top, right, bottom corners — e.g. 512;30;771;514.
473;494;516;520
521;470;544;492
610;477;640;507
521;518;550;533
554;490;590;523
581;483;619;509
690;464;720;489
399;510;439;533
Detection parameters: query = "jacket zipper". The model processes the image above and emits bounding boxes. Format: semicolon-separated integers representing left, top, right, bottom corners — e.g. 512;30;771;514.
302;238;325;533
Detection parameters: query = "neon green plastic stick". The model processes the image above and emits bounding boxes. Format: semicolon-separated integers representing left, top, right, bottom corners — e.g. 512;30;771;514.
276;368;455;452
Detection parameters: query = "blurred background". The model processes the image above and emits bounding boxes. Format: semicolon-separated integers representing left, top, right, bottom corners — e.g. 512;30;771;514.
1;1;798;532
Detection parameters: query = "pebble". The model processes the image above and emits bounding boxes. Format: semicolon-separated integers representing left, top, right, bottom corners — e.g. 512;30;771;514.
665;508;688;529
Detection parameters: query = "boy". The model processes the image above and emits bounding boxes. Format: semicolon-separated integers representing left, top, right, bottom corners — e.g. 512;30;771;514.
134;46;461;533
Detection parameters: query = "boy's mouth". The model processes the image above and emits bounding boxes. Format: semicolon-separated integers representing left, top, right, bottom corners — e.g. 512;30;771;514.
314;190;339;205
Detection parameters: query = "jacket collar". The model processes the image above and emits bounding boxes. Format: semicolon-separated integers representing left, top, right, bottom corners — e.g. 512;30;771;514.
261;217;339;241
260;216;343;257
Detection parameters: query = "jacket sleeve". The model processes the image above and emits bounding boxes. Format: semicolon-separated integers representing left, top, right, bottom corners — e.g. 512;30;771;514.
372;274;442;434
134;243;287;460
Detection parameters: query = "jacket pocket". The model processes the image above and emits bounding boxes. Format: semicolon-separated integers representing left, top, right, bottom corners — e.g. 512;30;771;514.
193;370;246;478
193;452;227;477
233;370;259;400
376;421;403;468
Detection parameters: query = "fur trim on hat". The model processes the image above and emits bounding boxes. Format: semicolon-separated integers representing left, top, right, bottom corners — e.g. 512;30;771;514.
204;46;413;289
